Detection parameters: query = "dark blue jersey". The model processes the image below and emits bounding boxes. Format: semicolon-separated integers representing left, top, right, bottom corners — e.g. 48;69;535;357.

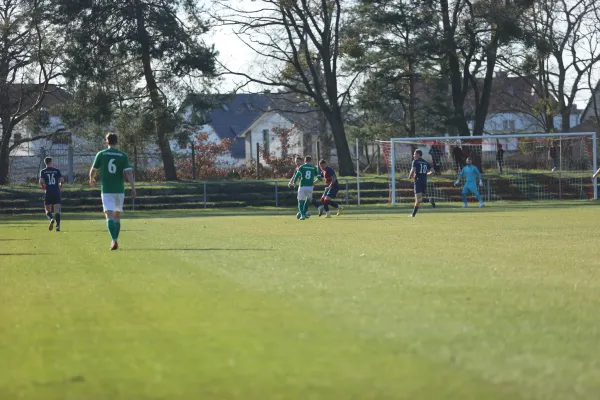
321;166;339;188
412;158;431;182
40;167;62;193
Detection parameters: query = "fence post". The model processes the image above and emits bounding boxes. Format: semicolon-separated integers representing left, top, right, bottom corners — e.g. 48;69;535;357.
376;143;381;175
203;182;207;208
559;171;562;200
356;137;360;206
256;142;260;179
275;181;279;207
67;145;74;183
487;177;491;202
191;139;196;180
345;179;349;205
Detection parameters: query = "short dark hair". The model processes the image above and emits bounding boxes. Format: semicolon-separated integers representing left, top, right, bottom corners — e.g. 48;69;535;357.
304;155;312;162
319;159;327;164
414;149;423;157
106;132;118;145
466;157;473;161
44;157;52;165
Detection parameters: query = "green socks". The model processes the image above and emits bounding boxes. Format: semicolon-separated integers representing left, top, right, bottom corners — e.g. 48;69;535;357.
115;221;121;239
297;200;304;215
107;219;117;241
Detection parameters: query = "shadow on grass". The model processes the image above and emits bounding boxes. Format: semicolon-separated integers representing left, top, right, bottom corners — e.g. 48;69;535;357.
0;238;31;241
1;201;599;221
0;253;50;256
127;248;271;252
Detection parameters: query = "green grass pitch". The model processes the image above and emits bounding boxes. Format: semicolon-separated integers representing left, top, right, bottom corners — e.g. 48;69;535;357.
1;203;600;400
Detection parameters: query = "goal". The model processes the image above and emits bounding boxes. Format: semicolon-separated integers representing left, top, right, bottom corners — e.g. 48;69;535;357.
377;132;598;205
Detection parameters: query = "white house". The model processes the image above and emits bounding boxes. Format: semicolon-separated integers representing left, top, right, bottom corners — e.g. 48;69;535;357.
179;93;323;166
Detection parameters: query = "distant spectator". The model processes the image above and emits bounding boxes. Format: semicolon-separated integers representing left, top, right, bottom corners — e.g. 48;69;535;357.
496;144;505;174
452;145;465;172
429;145;443;174
471;150;484;173
548;142;559;171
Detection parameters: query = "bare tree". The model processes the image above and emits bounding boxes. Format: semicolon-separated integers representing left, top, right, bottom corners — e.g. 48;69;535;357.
213;0;357;175
499;0;600;132
0;0;63;185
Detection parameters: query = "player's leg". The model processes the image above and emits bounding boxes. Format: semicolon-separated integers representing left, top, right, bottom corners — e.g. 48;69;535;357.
102;193;119;249
53;204;62;232
303;188;313;218
471;186;484;207
297;187;308;219
320;194;329;217
44;202;55;231
461;185;469;207
411;192;423;217
326;187;343;215
113;194;125;242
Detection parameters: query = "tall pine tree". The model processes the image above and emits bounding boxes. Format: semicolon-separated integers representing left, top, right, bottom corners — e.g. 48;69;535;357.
53;0;217;180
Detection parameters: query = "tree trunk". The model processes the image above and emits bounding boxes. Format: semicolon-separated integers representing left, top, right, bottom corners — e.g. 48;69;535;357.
441;0;471;137
133;0;177;180
326;106;355;176
407;58;417;137
0;133;10;185
561;107;571;133
472;35;499;136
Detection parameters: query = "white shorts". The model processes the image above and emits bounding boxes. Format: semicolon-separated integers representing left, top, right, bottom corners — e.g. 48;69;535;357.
297;186;314;200
101;193;125;212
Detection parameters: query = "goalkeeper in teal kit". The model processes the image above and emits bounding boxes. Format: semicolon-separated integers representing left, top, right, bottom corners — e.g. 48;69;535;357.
455;157;484;208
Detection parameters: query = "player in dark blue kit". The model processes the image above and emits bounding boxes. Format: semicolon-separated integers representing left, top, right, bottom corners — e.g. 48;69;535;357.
318;160;343;218
39;157;65;231
407;149;435;217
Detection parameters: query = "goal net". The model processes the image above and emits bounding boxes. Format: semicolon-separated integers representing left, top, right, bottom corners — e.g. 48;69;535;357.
377;132;597;205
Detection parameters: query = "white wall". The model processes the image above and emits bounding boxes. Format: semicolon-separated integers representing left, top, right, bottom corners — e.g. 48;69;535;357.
168;124;241;167
468;112;581;133
244;112;303;160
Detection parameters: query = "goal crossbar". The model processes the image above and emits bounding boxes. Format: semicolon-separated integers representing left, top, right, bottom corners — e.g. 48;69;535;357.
386;132;598;204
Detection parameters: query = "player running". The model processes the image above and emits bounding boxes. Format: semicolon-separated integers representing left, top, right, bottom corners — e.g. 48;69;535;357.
39;157;65;231
408;149;436;217
318;160;343;218
89;132;136;250
289;155;322;220
289;155;322;217
455;156;484;208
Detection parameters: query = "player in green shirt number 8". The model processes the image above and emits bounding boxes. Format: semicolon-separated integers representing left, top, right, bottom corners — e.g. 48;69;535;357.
89;132;136;251
289;155;322;220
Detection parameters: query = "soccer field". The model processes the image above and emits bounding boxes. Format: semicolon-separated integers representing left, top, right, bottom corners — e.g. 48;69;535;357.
1;203;600;400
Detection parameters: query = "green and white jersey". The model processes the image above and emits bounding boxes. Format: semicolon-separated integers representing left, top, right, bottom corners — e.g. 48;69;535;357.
293;163;321;187
92;148;132;194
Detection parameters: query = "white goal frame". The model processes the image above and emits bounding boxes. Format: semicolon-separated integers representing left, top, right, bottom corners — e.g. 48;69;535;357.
388;132;598;205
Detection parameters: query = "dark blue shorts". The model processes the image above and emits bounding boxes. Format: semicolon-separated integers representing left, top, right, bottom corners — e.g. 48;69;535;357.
44;192;61;206
414;181;427;195
322;186;339;199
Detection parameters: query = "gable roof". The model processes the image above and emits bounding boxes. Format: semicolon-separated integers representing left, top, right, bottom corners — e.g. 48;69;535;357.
570;117;599;133
182;92;326;158
581;80;600;122
3;84;71;111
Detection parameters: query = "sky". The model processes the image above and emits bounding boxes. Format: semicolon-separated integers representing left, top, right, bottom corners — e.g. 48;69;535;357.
205;1;594;111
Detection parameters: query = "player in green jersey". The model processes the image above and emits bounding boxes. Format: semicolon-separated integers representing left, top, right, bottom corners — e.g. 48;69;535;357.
89;132;136;250
289;155;322;220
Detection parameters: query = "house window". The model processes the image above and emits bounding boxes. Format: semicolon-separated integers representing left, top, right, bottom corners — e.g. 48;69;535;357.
262;129;270;154
503;120;516;131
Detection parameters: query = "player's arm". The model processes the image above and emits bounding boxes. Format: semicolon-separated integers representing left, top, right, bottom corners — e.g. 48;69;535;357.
408;160;415;179
455;167;464;186
593;168;600;180
427;162;435;176
39;171;45;189
89;153;101;186
290;169;300;187
124;169;136;199
475;167;483;186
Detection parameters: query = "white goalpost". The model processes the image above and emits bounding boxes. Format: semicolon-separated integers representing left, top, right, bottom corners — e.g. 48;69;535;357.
378;132;597;205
